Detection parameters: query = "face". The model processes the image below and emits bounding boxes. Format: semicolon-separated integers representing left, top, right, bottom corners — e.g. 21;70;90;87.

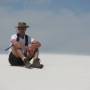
17;27;27;35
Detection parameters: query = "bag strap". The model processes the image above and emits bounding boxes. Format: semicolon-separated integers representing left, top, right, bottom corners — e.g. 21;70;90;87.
16;33;19;41
25;35;28;46
16;34;28;46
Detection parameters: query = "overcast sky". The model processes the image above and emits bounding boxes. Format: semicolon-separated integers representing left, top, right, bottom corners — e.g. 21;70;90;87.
0;0;90;55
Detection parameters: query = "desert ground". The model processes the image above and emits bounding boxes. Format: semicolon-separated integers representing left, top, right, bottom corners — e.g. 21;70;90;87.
0;53;90;90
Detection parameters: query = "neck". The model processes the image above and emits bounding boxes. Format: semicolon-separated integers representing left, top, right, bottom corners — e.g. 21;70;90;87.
17;33;25;39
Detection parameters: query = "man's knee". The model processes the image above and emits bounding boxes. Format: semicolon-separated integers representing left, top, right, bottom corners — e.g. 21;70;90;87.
27;47;39;57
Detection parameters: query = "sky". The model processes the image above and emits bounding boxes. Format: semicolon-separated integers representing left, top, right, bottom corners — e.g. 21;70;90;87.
0;0;90;55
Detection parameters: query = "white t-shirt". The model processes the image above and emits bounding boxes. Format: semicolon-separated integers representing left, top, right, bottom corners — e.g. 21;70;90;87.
10;34;35;53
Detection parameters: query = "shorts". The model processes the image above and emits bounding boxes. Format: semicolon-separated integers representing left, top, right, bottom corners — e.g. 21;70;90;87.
8;52;25;66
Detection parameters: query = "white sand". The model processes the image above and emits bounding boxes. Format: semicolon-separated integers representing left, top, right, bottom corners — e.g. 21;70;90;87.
0;53;90;90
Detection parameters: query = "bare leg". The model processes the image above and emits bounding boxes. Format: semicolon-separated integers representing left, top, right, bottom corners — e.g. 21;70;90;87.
12;48;26;61
33;49;39;60
31;49;43;68
26;48;43;68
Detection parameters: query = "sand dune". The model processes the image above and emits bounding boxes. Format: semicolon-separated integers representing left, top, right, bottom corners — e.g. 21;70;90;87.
0;53;90;90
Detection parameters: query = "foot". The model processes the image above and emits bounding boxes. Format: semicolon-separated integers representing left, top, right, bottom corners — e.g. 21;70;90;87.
23;57;32;69
25;61;32;69
31;58;44;69
31;64;43;69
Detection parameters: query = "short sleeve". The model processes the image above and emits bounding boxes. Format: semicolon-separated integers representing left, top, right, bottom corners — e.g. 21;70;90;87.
10;34;17;43
28;36;35;44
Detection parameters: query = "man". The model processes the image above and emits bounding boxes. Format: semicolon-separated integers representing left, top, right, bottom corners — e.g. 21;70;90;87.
8;22;43;69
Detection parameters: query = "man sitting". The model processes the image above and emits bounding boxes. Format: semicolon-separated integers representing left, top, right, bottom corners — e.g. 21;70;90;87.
8;22;43;69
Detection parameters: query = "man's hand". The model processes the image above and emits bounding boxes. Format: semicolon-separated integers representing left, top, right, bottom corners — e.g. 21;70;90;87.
31;40;41;48
28;41;41;57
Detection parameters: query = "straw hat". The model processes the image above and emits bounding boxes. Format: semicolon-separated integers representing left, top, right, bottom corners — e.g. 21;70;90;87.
16;22;29;28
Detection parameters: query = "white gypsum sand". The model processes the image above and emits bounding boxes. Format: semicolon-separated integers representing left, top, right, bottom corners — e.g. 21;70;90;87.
0;53;90;90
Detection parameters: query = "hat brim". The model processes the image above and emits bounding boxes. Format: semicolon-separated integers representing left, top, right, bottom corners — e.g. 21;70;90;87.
16;26;29;28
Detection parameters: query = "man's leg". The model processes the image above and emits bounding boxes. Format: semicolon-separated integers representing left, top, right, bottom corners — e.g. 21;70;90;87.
31;49;43;68
8;52;25;66
11;48;32;68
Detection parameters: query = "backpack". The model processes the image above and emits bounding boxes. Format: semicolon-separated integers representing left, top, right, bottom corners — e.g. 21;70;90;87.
16;34;28;46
